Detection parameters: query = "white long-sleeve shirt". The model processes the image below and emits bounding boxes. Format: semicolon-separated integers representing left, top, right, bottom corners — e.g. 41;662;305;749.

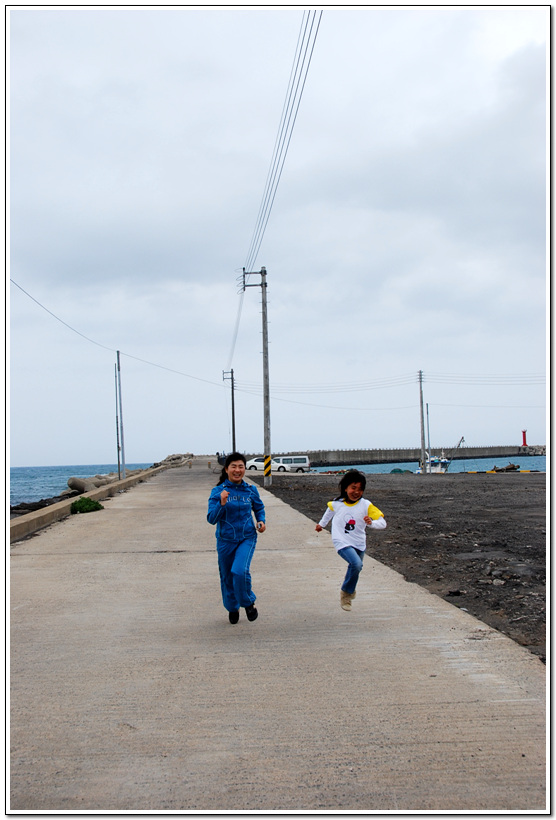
318;497;386;552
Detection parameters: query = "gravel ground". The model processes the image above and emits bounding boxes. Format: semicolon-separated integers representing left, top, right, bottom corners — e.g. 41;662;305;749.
251;471;546;662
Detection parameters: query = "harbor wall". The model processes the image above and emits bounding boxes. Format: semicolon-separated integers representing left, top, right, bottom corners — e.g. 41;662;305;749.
10;465;169;544
297;445;544;467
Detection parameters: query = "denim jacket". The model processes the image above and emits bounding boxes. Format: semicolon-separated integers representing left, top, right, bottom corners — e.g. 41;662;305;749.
207;479;266;542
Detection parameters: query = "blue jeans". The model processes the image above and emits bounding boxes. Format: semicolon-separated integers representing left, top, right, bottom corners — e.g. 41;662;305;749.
338;547;364;594
216;536;257;611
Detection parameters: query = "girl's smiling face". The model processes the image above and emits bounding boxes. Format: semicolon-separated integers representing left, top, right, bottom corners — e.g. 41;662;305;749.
345;482;364;503
225;460;246;483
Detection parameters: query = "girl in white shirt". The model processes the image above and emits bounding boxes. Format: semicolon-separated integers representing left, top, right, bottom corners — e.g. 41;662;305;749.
315;470;386;611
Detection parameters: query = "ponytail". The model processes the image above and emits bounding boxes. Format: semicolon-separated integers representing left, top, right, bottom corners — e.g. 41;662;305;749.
216;452;247;485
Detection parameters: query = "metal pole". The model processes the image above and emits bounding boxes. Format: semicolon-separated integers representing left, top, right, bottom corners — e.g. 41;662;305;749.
116;350;126;479
260;267;272;487
230;368;236;452
419;370;427;474
242;267;272;487
426;402;431;463
222;369;237;452
115;363;121;480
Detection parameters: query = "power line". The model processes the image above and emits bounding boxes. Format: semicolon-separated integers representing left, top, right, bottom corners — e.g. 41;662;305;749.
233;370;544;395
11;279;546;406
10;278;115;353
244;10;323;273
225;286;245;371
235;375;417;394
234;384;418;412
433;403;545;409
426;372;545;385
10;278;225;389
227;9;323;369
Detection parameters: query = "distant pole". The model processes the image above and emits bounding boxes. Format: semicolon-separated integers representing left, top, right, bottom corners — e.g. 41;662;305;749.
426;402;431;460
260;267;271;488
231;368;236;452
116;350;126;479
419;370;427;474
242;266;272;487
115;364;121;480
222;369;237;452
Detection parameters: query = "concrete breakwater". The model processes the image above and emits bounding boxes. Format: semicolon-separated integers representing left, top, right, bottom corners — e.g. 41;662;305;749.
65;453;194;493
10;453;195;543
302;445;545;467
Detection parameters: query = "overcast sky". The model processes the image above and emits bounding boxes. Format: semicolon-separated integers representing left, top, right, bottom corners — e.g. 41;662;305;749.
9;6;547;467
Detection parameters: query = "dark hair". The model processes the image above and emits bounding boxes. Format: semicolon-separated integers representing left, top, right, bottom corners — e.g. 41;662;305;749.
336;469;366;500
217;452;247;485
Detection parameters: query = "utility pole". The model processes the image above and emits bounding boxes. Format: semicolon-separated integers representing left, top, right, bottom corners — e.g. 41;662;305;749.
426;402;431;462
222;368;236;452
419;370;427;474
116;350;126;479
242;266;272;487
115;364;121;480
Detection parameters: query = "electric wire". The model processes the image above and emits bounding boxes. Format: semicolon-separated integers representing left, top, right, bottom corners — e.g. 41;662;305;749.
227;10;322;369
10;278;224;389
433;403;544;409
234;373;417;394
234;385;542;412
236;387;418;412
225;287;245;371
242;17;308;277
244;10;322;273
11;279;546;409
10;279;115;353
233;372;545;394
426;373;545;385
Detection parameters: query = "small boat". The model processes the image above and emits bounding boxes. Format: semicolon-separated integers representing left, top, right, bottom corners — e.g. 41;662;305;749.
416;452;449;474
416;437;465;474
428;453;450;473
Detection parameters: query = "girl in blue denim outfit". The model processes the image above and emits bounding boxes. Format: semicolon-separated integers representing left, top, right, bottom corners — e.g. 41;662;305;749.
207;452;266;624
315;470;386;611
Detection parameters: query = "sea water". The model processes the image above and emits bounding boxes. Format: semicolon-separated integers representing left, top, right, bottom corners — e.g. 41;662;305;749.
10;463;153;506
312;455;546;475
10;456;546;506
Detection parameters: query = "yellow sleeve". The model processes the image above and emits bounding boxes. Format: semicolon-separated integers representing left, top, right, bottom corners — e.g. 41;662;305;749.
367;502;384;520
327;501;335;511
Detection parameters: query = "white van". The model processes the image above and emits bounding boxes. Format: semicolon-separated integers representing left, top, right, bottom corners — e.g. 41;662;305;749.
272;455;311;473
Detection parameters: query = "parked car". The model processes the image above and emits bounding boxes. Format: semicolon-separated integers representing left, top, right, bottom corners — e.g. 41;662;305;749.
246;457;283;471
272;455;311;473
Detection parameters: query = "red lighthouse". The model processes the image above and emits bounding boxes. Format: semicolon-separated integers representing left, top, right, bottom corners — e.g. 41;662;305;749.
522;430;528;447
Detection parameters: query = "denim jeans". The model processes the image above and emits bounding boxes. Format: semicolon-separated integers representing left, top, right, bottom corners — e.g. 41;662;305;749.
338;547;365;594
216;536;257;611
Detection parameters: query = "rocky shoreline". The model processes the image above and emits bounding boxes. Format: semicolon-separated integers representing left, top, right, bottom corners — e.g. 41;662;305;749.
251;471;546;663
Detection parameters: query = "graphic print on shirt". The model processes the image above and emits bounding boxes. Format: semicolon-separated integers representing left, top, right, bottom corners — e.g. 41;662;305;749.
227;494;252;505
344;518;356;533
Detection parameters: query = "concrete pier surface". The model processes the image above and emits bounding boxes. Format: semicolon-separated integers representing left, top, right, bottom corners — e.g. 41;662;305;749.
10;461;546;812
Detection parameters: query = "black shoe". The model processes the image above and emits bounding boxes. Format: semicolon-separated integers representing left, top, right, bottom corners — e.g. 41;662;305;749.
245;604;258;622
229;610;239;624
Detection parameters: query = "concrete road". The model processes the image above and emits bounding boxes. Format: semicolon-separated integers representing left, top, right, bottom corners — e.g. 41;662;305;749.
10;461;546;812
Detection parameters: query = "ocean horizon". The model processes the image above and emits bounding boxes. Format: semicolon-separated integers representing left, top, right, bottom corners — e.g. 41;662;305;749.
10;455;546;507
10;462;154;506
